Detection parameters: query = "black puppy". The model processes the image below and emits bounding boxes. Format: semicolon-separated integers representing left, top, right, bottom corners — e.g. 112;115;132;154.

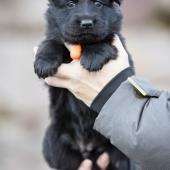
34;0;132;170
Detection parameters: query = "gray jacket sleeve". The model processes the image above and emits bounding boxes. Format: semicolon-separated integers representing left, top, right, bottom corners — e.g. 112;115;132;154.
93;76;170;170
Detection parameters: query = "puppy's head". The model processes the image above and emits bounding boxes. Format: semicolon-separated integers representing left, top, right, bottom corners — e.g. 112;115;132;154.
48;0;123;44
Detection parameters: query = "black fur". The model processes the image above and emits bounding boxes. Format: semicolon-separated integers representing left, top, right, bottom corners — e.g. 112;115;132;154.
34;0;133;170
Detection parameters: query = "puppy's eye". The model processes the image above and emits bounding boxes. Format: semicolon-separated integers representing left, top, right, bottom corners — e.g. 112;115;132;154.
66;1;76;9
94;1;103;8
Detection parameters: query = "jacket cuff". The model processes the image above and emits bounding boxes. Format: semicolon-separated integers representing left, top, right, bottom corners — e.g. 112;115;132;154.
90;67;135;113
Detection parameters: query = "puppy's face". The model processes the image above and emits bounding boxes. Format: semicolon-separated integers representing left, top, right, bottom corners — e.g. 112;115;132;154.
48;0;123;44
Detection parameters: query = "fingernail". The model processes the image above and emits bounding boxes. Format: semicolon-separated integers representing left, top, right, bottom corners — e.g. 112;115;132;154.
45;78;50;84
44;78;48;83
97;152;110;169
33;47;38;54
81;160;92;169
100;153;109;164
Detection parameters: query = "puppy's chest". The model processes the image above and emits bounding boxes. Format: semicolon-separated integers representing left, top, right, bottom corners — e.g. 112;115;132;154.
60;121;94;158
59;111;103;158
75;139;94;158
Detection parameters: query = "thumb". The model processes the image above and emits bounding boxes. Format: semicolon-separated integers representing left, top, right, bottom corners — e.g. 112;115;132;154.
33;46;39;58
78;160;93;170
113;35;129;61
97;153;110;170
55;61;83;78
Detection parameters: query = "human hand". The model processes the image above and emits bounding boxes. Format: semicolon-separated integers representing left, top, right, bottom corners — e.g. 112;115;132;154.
78;153;110;170
42;35;129;106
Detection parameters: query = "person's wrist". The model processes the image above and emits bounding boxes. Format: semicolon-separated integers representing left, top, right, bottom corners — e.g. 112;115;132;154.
90;67;135;113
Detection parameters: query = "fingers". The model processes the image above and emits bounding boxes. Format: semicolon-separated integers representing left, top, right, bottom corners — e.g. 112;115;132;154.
45;76;71;89
114;35;124;49
55;61;85;79
78;160;93;170
113;35;128;57
33;46;39;58
56;62;78;78
96;152;110;170
77;153;110;170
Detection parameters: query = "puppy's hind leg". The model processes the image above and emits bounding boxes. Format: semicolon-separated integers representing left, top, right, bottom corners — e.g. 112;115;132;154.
43;123;83;170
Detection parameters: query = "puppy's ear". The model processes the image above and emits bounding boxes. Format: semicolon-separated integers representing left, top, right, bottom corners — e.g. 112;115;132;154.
114;0;123;5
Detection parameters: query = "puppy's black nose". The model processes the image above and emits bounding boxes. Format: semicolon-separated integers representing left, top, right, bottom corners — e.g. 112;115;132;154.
80;20;94;29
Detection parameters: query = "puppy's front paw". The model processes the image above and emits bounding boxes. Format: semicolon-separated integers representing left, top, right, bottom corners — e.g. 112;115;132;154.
81;44;118;72
34;57;60;79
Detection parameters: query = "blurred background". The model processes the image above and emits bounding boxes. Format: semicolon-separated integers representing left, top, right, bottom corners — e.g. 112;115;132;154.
0;0;170;170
